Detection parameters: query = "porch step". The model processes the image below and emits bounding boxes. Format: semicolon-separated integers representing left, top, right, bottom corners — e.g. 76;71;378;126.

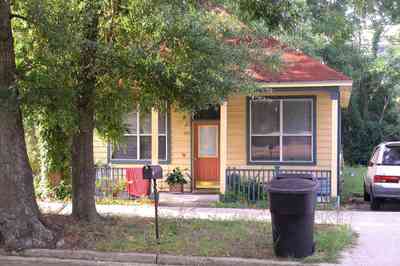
159;192;219;207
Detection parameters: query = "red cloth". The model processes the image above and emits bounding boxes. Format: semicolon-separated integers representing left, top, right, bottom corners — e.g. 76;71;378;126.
126;168;150;197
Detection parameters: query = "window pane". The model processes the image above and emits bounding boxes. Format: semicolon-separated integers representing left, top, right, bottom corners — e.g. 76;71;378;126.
283;136;312;161
382;147;400;165
140;112;151;134
125;112;137;134
251;101;280;135
158;136;167;160
199;126;218;157
140;136;152;159
283;100;312;134
251;136;280;161
112;136;137;159
158;112;167;134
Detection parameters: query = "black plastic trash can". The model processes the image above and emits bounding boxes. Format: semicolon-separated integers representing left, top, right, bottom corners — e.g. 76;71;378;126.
267;174;318;258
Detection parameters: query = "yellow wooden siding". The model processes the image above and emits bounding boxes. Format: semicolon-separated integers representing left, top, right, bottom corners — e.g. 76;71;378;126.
99;108;192;191
93;132;108;165
93;92;336;191
226;92;332;171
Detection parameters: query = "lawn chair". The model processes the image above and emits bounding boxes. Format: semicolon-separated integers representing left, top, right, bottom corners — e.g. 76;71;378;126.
126;168;150;199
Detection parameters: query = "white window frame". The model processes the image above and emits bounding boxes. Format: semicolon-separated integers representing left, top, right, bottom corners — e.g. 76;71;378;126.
111;110;168;162
158;112;168;161
249;97;314;163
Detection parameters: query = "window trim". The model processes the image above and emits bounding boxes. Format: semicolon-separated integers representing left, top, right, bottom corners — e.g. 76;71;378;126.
247;96;317;166
109;109;170;164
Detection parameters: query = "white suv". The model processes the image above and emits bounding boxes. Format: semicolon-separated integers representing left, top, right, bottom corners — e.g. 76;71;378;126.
364;142;400;210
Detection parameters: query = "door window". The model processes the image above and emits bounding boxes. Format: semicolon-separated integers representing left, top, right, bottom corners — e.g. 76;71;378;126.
198;125;218;157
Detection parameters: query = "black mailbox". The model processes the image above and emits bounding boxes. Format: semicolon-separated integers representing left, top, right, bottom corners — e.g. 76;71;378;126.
143;165;163;180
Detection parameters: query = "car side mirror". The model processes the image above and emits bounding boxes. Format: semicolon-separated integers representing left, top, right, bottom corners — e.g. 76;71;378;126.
368;161;374;167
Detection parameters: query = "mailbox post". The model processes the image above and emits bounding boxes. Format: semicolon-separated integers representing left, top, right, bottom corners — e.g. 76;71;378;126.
143;165;163;243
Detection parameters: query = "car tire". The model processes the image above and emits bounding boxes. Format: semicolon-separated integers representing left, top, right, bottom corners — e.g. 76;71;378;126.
370;195;381;211
363;183;370;202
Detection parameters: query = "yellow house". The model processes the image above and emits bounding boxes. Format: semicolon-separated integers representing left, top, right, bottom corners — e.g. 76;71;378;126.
94;39;352;200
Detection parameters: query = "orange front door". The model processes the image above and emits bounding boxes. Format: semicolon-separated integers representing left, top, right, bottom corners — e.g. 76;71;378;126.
194;122;220;189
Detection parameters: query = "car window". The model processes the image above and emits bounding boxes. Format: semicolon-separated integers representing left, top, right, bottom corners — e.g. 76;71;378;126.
382;146;400;165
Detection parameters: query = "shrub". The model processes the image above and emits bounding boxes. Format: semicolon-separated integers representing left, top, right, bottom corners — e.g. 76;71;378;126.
166;167;189;186
52;180;72;200
224;173;266;203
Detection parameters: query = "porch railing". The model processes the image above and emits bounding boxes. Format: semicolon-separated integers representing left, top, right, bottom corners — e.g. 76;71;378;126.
95;167;128;199
225;167;332;204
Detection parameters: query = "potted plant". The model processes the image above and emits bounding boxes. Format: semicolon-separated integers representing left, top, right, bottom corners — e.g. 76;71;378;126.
166;168;188;193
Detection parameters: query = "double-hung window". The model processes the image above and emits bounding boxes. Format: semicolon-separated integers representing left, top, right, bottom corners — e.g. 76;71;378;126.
111;110;168;162
249;97;314;163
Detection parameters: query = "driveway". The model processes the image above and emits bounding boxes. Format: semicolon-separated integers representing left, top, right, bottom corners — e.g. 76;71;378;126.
335;201;400;266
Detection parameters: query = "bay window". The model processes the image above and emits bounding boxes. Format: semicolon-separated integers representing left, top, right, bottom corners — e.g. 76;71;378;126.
249;97;314;163
111;110;168;162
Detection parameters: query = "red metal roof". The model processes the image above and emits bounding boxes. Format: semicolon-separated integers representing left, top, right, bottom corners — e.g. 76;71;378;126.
246;38;352;83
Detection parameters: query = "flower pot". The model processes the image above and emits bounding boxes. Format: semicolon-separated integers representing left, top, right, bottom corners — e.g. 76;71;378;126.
169;184;184;193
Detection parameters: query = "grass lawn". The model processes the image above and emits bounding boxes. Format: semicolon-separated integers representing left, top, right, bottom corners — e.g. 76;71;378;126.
96;197;153;206
45;215;355;263
341;165;367;203
212;199;268;209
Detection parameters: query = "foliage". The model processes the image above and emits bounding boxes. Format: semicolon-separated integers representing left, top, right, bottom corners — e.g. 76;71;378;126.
34;177;72;201
166;168;189;186
305;225;356;264
224;173;266;203
341;165;367;203
112;180;127;196
96;197;153;206
52;180;72;201
273;0;400;165
211;0;304;34
215;196;268;209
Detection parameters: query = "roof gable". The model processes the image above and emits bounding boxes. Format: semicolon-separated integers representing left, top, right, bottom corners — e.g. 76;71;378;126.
246;38;352;83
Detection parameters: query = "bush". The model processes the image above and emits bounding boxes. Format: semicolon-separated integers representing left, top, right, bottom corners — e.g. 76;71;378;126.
52;180;72;200
224;174;266;203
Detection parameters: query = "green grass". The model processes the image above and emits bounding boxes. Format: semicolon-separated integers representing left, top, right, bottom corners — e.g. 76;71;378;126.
95;197;153;206
212;199;268;209
61;216;356;263
341;165;367;203
306;225;356;263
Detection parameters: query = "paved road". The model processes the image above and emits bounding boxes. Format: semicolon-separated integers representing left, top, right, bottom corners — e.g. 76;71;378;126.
38;201;400;266
0;255;164;266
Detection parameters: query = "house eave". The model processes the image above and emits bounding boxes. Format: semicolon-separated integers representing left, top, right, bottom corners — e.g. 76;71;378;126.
257;80;353;88
253;80;352;108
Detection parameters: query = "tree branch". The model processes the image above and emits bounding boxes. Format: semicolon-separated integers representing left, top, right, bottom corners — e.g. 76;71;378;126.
10;13;28;22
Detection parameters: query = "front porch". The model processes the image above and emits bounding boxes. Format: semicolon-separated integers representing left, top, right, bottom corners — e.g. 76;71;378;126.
94;166;332;204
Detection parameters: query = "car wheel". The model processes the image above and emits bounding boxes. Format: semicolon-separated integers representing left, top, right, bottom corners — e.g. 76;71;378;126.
370;195;381;211
363;183;370;201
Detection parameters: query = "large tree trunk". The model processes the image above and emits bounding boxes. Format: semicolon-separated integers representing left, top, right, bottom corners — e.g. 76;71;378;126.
71;1;100;222
0;0;54;249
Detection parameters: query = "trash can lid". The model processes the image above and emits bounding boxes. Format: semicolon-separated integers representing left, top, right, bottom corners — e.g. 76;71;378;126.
267;178;318;194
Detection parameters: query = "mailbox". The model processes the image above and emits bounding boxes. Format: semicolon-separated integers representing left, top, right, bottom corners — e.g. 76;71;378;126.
142;164;163;243
143;165;163;180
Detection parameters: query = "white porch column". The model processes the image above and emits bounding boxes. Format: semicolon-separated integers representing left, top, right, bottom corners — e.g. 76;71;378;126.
331;94;339;198
220;101;228;194
151;108;159;165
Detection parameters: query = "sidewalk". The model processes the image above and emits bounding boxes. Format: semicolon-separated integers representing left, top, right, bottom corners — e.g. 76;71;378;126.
38;201;347;224
38;202;400;266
